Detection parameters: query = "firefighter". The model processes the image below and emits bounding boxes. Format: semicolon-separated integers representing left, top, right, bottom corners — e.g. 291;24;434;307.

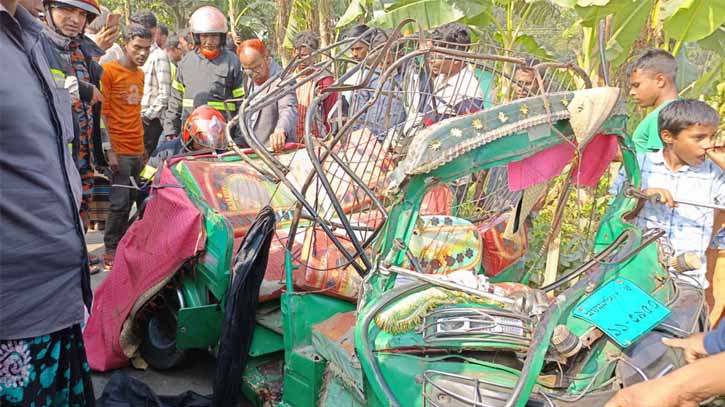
40;0;105;232
164;5;244;139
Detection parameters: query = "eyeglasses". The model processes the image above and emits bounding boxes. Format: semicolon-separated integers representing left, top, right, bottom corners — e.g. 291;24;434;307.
242;63;265;75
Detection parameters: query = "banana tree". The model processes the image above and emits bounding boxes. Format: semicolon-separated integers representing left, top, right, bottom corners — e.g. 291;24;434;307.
336;0;371;29
227;0;275;42
337;0;560;59
552;0;725;86
277;0;316;63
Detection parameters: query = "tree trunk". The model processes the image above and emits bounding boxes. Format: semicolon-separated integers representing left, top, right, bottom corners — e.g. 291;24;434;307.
274;0;292;63
228;0;239;43
318;0;333;49
122;0;131;24
171;4;183;30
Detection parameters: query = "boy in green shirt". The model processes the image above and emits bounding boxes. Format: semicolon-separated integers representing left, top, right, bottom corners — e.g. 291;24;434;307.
628;48;678;152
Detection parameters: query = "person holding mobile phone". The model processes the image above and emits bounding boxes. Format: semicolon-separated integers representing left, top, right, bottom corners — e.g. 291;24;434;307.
85;5;120;53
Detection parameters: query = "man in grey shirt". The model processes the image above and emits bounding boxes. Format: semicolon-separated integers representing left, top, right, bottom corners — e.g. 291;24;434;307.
0;1;95;405
237;39;298;151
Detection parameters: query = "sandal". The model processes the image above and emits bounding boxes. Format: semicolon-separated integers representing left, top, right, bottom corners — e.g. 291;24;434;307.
103;253;115;272
89;255;101;275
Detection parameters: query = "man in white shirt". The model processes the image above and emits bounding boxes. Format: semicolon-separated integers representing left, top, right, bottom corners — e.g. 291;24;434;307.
426;22;492;118
340;24;377;110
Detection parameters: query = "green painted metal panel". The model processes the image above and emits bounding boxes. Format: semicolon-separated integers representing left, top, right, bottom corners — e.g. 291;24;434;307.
196;212;234;303
319;368;365;407
169;160;234;305
249;325;284;357
371;354;524;406
241;354;285;406
282;347;327;407
179;274;207;308
176;304;222;349
282;292;356;352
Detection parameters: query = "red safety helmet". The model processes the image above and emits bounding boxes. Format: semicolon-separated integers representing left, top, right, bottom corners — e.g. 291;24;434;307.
45;0;101;23
182;105;228;151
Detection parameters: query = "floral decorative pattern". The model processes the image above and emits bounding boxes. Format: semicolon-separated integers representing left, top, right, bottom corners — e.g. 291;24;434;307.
0;325;94;406
0;341;31;391
403;215;483;275
519;104;529;117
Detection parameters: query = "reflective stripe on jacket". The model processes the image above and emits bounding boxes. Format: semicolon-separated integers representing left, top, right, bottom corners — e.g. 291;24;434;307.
164;49;244;136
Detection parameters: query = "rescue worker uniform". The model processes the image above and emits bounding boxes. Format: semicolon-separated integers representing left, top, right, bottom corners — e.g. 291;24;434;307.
164;49;244;137
40;3;106;224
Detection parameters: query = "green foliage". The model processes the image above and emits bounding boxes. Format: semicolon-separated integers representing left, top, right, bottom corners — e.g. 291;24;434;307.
231;0;276;38
511;34;555;59
556;0;724;86
369;0;486;31
102;0;176;26
682;59;723;100
282;0;315;49
337;0;369;29
664;0;725;54
526;166;614;282
698;26;725;57
604;0;653;66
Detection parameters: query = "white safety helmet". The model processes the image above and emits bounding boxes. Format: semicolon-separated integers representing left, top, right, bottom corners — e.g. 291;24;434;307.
189;6;228;34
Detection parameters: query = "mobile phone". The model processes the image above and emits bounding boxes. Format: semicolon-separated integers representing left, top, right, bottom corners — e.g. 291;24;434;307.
105;13;121;30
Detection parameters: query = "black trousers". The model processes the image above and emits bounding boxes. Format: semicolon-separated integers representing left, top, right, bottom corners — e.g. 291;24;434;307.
104;154;143;252
143;117;163;154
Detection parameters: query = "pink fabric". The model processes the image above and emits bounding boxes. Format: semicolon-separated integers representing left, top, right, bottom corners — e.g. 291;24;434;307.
507;134;618;191
571;134;619;188
420;184;454;215
508;142;574;191
83;166;204;371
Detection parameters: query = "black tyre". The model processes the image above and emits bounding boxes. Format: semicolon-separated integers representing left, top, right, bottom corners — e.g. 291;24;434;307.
139;290;187;370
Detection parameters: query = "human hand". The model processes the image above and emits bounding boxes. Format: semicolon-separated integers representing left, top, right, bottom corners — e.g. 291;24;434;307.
91;85;103;105
269;130;286;152
107;150;119;172
94;25;120;51
706;143;725;171
662;333;708;364
643;188;676;208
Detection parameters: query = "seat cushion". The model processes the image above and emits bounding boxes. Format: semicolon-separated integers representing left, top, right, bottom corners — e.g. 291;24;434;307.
402;215;483;275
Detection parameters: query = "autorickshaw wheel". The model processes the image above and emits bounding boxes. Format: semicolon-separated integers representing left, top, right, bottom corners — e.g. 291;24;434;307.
139;290;187;370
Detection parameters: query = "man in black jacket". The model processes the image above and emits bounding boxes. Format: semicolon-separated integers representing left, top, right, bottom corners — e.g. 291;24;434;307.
164;6;244;139
41;0;106;232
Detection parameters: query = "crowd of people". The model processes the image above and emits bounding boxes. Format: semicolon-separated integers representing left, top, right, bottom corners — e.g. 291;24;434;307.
1;0;724;405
